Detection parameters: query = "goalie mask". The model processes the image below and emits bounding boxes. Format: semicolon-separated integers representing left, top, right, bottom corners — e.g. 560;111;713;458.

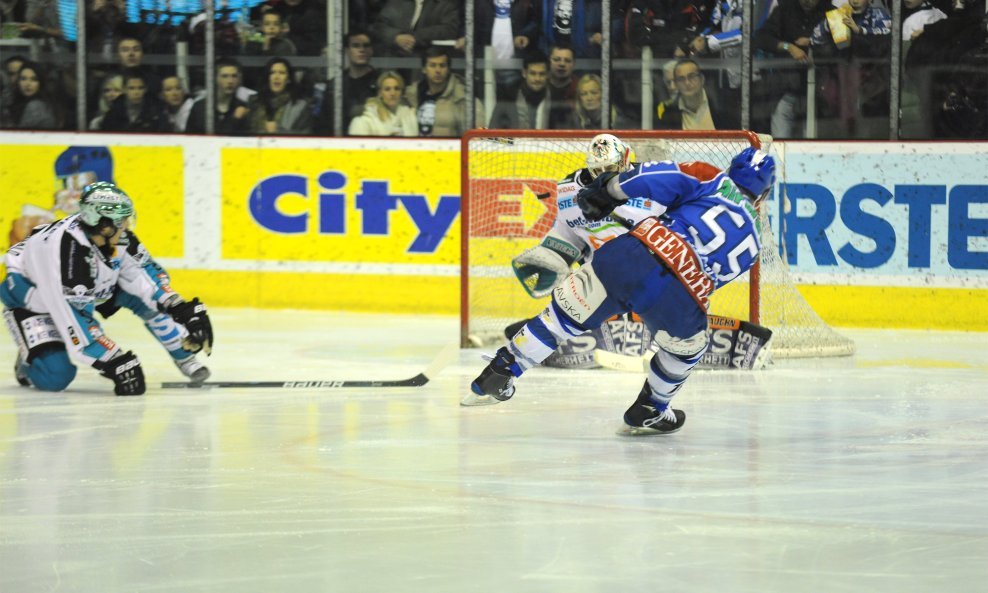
586;134;633;179
78;182;136;234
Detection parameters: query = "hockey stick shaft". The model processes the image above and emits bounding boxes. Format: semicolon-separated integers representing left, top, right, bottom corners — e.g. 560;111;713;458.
161;342;458;390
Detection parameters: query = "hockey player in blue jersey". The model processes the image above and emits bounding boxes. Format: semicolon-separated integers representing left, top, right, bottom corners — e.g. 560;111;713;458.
464;147;777;435
2;182;214;395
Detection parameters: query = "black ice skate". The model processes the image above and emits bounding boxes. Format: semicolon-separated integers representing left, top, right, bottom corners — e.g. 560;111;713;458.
14;354;30;387
461;348;517;407
622;381;685;435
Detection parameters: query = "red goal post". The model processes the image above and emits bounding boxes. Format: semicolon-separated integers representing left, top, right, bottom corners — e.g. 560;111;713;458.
459;129;855;359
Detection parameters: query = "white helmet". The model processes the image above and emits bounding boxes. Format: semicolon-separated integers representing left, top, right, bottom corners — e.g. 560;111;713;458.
586;134;633;179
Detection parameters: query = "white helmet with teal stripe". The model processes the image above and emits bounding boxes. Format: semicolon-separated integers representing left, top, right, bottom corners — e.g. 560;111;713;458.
78;182;135;233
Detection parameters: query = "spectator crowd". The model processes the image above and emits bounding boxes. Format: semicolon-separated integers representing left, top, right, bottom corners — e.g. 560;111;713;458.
0;0;985;138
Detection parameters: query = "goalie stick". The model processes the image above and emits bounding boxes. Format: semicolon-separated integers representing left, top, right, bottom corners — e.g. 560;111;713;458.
161;342;458;390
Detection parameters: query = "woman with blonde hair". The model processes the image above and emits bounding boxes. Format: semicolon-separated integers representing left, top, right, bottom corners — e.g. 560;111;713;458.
563;73;632;130
347;70;417;137
89;74;123;130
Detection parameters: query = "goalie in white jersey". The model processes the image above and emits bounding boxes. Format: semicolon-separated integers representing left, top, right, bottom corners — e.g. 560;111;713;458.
2;182;214;396
466;146;777;435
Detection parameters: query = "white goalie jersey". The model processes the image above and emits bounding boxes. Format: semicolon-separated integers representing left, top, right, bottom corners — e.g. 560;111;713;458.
547;162;719;264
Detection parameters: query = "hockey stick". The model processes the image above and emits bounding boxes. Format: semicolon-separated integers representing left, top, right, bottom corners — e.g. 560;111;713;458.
161;342;458;389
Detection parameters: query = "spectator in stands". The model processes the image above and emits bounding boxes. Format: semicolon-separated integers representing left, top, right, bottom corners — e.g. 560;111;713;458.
488;51;550;128
244;7;297;56
88;74;123;130
547;42;578;127
248;58;313;135
809;0;892;137
1;56;26;113
686;0;744;123
1;61;63;130
314;29;379;135
101;71;169;132
276;0;328;55
349;0;386;31
403;46;479;136
540;0;603;58
655;58;738;130
373;0;460;56
474;0;541;96
86;0;127;56
560;73;633;129
159;74;196;133
625;0;714;60
900;0;986;138
348;70;418;136
16;0;67;50
117;36;160;94
186;58;252;135
754;0;835;138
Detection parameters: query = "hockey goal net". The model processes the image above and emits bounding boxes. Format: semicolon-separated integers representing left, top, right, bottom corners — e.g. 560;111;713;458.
460;129;854;359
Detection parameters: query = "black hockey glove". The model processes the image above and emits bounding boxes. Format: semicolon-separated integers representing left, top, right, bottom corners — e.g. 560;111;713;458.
97;350;146;396
576;171;624;221
166;297;213;355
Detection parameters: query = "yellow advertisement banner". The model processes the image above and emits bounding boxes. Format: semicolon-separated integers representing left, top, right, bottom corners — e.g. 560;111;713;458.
221;147;461;264
0;144;184;256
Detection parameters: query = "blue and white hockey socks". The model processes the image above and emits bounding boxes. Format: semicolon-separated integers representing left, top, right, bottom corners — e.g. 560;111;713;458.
504;302;587;376
645;348;705;410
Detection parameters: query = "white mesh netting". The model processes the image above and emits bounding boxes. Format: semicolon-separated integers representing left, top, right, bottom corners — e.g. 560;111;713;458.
461;130;854;359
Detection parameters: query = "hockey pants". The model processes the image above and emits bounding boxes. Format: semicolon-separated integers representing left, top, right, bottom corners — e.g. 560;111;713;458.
505;234;710;409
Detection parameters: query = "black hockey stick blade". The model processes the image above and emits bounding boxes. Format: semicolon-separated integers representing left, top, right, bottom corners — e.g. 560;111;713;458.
161;342;458;390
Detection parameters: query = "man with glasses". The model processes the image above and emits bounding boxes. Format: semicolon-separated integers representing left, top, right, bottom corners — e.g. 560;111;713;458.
655;59;738;130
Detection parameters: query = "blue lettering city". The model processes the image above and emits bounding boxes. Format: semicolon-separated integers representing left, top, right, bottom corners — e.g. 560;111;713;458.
248;172;460;253
777;183;987;271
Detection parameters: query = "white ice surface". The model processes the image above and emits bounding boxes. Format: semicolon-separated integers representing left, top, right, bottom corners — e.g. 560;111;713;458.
1;309;986;593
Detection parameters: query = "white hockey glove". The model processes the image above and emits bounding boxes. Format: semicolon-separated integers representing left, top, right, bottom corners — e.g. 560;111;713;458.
512;244;573;298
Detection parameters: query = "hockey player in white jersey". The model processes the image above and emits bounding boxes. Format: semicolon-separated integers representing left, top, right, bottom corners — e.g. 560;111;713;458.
466;147;777;435
2;182;214;395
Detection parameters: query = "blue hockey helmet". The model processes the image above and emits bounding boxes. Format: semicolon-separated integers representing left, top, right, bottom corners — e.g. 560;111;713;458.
727;147;776;202
78;182;135;232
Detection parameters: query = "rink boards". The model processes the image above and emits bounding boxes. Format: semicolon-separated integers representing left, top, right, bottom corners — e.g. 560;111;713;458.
0;132;985;330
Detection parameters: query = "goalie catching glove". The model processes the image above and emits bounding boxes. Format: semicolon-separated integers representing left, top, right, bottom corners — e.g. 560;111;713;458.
164;297;214;355
95;350;146;396
575;170;628;221
512;244;573;298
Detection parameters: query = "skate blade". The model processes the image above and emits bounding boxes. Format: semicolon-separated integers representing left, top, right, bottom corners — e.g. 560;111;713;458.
617;424;683;436
460;392;503;407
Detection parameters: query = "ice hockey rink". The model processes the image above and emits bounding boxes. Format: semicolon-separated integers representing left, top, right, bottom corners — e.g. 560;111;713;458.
0;308;986;593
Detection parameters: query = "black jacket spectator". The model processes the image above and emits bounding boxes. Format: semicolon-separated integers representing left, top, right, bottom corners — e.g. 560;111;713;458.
101;94;169;132
374;0;460;56
186;97;252;135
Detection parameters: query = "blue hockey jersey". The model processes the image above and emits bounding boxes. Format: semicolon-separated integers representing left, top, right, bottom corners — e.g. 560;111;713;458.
615;160;762;289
